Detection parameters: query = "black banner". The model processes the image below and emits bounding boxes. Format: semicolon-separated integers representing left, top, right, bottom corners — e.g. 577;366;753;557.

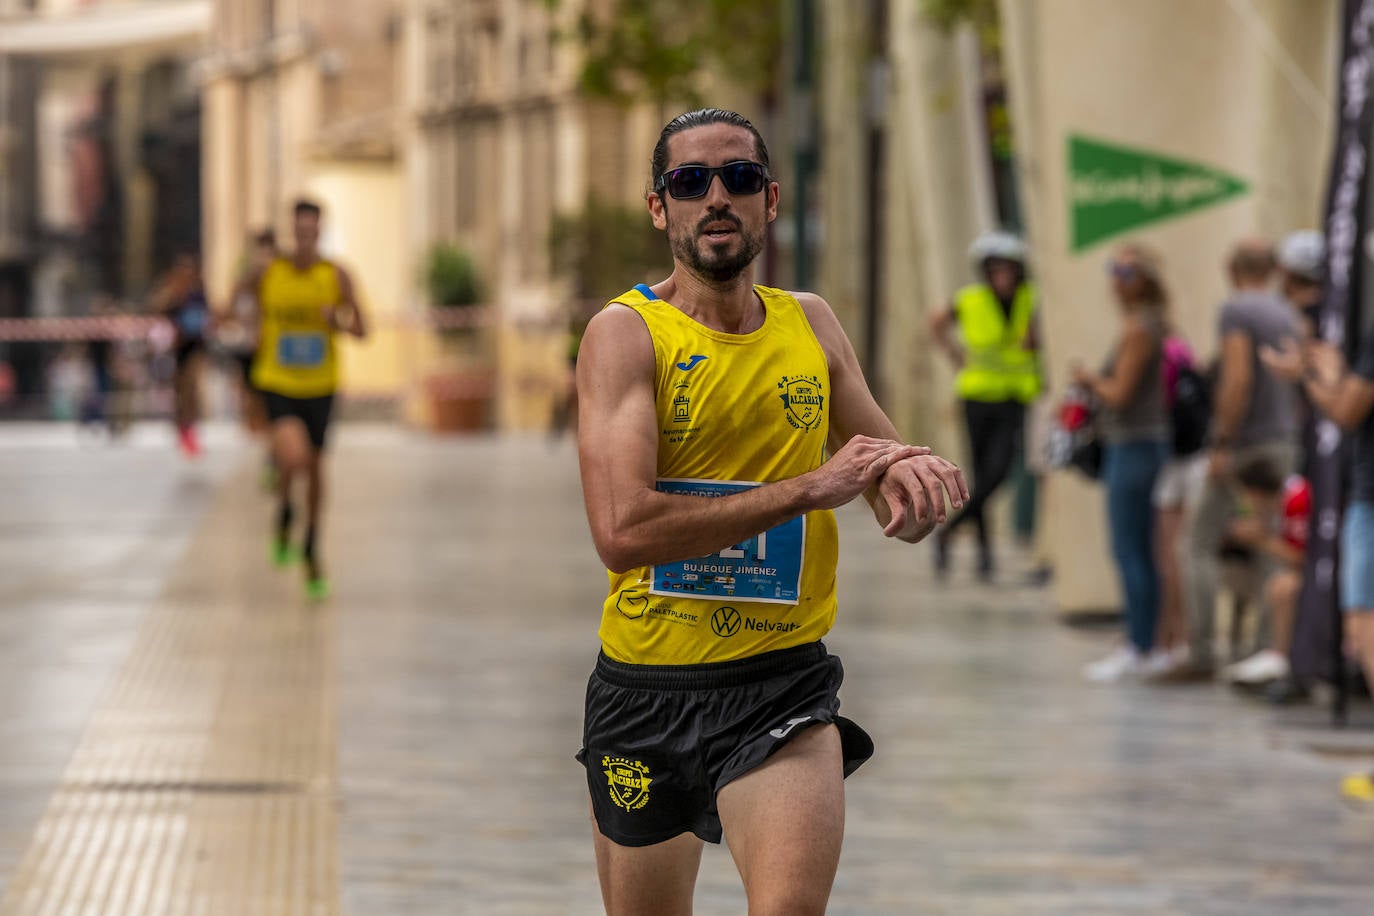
1291;0;1374;689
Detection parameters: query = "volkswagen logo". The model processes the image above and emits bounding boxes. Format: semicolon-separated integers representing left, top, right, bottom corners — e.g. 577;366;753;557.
711;606;742;637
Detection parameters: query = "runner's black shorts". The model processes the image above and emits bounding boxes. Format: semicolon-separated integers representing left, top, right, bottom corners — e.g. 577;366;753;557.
173;338;204;370
576;641;873;847
261;391;335;450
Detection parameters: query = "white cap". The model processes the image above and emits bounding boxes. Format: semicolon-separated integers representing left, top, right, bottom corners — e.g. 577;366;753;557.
968;230;1027;265
1277;230;1325;281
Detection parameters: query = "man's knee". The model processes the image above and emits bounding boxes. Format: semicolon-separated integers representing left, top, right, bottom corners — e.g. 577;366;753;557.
272;421;313;472
1264;570;1300;608
746;892;828;916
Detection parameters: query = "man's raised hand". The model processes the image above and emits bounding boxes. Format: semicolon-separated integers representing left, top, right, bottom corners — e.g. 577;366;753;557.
807;436;929;511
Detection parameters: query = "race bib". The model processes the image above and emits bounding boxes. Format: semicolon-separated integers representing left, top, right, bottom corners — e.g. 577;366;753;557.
277;333;326;368
177;304;209;338
650;479;804;605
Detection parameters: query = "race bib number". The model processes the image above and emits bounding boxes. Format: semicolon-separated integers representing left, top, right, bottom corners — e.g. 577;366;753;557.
277;333;326;368
177;304;209;338
650;479;804;605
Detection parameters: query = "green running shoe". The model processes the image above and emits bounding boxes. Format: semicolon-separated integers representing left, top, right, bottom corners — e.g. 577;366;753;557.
305;576;331;601
271;538;297;568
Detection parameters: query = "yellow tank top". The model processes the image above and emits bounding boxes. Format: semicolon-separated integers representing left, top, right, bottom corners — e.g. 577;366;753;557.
251;258;342;398
599;284;840;665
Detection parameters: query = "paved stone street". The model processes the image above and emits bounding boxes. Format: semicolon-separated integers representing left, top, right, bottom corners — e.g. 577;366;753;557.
0;423;1371;914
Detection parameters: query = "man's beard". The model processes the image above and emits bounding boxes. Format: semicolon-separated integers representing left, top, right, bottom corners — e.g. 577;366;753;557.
668;211;765;283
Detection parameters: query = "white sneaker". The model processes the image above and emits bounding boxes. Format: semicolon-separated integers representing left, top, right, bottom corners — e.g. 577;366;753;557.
1141;649;1178;678
1083;647;1146;683
1222;649;1290;685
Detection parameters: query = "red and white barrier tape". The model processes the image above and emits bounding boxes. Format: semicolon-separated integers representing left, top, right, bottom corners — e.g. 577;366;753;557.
0;316;166;342
0;307;522;343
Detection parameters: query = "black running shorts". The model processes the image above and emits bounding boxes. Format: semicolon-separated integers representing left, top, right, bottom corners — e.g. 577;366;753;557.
262;392;335;450
576;641;874;847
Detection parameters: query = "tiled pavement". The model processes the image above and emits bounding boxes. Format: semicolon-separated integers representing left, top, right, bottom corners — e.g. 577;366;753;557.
1;423;1372;914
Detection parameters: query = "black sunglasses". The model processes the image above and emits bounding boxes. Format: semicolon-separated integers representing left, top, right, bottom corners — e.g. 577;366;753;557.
655;161;770;200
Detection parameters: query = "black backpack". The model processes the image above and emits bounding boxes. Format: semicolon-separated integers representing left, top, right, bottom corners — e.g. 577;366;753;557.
1170;363;1211;456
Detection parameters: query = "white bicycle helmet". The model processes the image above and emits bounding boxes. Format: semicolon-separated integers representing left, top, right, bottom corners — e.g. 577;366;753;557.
968;230;1028;266
1277;230;1325;281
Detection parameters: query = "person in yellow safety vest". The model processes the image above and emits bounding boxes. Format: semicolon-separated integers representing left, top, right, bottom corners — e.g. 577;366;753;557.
928;230;1043;580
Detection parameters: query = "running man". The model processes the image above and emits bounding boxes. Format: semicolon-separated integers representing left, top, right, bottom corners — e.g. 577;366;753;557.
575;108;966;915
223;229;278;438
236;199;367;599
150;251;211;456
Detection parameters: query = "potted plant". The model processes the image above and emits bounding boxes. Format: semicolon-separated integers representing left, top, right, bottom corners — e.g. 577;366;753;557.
422;243;494;432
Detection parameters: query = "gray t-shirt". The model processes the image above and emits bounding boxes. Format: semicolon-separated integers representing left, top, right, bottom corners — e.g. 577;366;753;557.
1350;336;1374;502
1098;312;1168;444
1215;290;1300;449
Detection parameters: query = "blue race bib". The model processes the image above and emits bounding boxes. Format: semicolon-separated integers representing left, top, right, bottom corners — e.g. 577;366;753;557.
650;479;805;605
277;333;326;367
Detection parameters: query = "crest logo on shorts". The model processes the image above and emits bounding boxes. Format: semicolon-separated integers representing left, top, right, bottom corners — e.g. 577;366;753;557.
711;606;742;637
602;756;653;811
778;375;825;431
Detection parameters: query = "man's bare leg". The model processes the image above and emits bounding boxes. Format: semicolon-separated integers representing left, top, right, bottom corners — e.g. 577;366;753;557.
717;724;845;916
1154;505;1187;651
1265;569;1301;655
270;418;311;560
592;810;703;916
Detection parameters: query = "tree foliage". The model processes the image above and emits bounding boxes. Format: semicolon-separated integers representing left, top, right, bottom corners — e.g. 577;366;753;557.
921;0;1001;52
547;0;785;108
548;197;673;301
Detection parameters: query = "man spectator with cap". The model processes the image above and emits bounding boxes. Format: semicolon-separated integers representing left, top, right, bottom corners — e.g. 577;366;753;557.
1172;238;1302;680
1277;229;1326;481
1277;230;1326;339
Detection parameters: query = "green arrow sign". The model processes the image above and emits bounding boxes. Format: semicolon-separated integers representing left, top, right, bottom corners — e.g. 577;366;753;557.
1068;134;1249;252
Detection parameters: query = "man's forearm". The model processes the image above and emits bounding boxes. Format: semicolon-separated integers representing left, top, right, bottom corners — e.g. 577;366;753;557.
1304;375;1341;418
598;475;818;574
1211;378;1250;442
1262;536;1303;568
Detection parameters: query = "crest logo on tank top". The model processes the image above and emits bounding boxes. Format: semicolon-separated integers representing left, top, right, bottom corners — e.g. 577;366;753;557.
778;374;825;431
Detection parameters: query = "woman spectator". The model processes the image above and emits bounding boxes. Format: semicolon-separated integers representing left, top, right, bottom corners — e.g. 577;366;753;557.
1072;243;1173;682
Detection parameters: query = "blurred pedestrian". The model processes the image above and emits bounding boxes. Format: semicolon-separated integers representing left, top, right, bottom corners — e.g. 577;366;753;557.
1171;238;1300;680
1217;457;1308;687
1262;333;1374;800
80;294;117;432
1071;243;1172;682
235;198;367;600
150;250;211;457
1149;325;1207;678
929;230;1042;580
551;297;596;439
222;229;277;437
47;343;93;421
1277;229;1326;480
1276;230;1326;339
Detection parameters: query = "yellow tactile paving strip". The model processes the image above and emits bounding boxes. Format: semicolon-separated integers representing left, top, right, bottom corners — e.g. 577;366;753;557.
0;468;337;916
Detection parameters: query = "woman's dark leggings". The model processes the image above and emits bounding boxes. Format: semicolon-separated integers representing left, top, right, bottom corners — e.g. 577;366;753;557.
943;399;1025;560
